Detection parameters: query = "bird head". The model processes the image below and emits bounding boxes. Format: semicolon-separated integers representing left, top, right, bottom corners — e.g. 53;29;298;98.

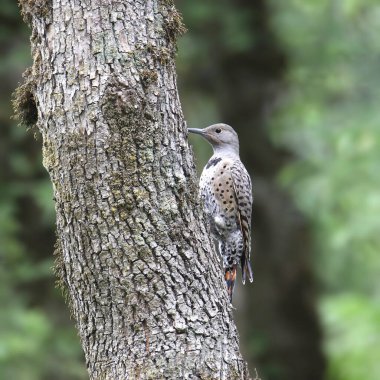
188;123;239;156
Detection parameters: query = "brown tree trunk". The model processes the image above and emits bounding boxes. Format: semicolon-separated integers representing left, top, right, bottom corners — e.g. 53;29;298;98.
17;1;253;379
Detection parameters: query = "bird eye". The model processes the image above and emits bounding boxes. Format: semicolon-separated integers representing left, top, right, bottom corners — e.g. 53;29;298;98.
215;128;222;134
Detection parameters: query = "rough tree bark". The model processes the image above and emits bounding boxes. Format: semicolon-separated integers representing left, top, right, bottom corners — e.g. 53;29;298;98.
15;1;254;379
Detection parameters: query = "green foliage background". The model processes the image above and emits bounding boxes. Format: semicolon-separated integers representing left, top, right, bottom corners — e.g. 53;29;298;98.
0;0;379;379
270;2;380;379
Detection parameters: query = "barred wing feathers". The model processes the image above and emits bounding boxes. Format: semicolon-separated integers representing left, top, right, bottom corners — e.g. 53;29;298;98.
230;161;253;284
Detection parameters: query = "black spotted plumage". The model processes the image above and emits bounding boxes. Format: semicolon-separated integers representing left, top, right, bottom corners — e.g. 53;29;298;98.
188;123;254;302
205;156;222;169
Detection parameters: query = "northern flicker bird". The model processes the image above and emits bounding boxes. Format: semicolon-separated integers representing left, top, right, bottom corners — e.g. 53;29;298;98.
188;123;253;301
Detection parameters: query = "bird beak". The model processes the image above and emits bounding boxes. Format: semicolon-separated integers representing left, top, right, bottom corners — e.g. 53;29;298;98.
188;128;205;136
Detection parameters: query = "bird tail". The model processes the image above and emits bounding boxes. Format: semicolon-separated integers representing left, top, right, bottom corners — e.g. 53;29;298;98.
241;257;253;285
225;265;237;302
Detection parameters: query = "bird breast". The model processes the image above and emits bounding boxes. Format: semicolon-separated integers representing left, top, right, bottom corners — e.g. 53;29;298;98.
199;157;239;233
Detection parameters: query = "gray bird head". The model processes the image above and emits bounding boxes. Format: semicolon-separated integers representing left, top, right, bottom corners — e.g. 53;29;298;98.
188;123;239;156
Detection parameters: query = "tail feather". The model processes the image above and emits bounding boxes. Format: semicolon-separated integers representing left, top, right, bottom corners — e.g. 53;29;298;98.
241;254;254;285
246;260;253;283
225;266;237;302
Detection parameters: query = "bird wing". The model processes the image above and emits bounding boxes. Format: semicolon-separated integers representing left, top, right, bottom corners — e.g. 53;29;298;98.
230;161;253;284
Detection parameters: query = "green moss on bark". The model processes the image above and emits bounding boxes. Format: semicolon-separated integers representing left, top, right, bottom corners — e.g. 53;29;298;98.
163;6;187;44
141;69;158;87
146;43;172;64
18;0;52;26
53;236;75;318
12;67;38;132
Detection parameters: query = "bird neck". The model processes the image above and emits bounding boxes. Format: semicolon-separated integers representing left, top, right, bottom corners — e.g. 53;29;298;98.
213;144;240;159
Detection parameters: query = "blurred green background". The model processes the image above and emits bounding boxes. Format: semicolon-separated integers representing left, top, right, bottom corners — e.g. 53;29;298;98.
1;0;379;379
